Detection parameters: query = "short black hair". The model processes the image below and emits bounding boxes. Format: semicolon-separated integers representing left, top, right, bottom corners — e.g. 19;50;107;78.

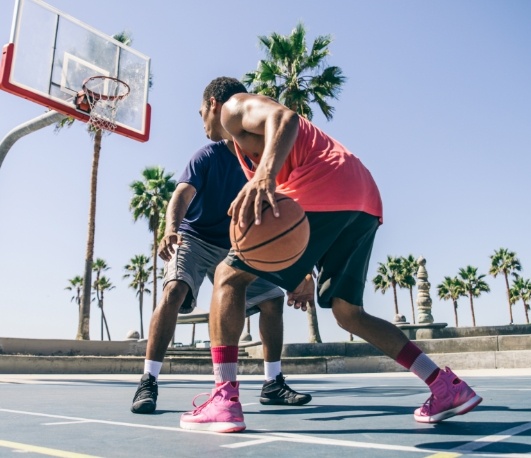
203;77;247;109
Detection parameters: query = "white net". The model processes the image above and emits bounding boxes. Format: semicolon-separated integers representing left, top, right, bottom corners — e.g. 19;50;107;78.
83;77;130;133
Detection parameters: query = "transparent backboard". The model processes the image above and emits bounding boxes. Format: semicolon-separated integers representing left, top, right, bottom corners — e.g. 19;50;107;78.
0;0;151;141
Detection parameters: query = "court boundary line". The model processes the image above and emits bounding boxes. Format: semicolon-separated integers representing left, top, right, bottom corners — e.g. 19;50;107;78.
1;408;529;456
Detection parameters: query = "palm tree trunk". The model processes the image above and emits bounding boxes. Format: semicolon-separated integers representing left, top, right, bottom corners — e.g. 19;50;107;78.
102;309;111;341
191;323;196;346
453;300;459;327
349;333;353;341
468;293;476;327
523;300;529;324
392;282;399;315
77;129;102;340
246;316;251;334
504;273;514;324
139;292;144;339
409;287;416;324
100;304;104;341
307;307;322;343
152;229;158;311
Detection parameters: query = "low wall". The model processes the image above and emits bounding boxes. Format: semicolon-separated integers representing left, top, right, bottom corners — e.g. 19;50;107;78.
0;337;147;356
415;323;531;339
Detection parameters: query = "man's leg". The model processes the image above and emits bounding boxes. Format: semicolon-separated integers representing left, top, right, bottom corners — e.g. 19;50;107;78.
131;280;189;414
180;263;254;433
332;298;482;423
256;297;312;406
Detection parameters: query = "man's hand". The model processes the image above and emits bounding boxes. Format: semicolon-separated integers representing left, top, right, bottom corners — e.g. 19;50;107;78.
158;232;181;261
228;177;278;228
287;274;315;312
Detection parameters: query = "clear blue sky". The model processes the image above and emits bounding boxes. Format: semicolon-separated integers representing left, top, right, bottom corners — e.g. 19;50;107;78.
1;0;530;344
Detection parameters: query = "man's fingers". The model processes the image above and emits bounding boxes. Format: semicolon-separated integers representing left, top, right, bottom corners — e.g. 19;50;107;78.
253;195;263;225
266;190;279;217
238;193;254;228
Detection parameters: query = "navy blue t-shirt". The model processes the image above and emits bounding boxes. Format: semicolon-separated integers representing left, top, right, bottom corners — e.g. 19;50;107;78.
178;141;248;249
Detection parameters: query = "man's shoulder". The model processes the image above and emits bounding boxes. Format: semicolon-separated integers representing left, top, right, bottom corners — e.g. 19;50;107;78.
188;141;230;164
194;140;228;156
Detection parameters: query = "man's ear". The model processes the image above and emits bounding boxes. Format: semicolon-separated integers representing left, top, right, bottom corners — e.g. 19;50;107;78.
210;97;220;113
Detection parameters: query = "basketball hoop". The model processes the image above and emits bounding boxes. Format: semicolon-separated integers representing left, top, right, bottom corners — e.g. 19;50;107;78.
75;76;130;133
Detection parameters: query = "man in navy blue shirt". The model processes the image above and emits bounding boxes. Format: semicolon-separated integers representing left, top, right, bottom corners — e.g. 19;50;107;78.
131;140;311;414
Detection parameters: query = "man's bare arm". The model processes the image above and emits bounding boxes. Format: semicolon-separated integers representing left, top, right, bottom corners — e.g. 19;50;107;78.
223;94;299;227
157;182;196;261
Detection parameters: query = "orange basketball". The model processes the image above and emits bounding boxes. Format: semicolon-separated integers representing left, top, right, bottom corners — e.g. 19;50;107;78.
230;193;310;272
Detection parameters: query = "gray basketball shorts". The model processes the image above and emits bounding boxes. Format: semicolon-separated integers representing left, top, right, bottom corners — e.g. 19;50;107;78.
225;211;380;309
163;231;284;315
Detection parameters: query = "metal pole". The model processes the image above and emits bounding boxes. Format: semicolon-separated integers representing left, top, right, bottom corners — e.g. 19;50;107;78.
0;110;66;169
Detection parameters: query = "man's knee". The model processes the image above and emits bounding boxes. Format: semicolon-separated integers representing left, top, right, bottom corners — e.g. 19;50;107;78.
332;298;364;330
214;262;256;289
161;280;189;307
256;296;284;316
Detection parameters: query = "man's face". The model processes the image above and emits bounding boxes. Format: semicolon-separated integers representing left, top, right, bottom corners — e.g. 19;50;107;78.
199;99;222;141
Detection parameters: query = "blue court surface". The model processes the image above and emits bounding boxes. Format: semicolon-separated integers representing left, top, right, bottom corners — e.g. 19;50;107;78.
1;370;530;457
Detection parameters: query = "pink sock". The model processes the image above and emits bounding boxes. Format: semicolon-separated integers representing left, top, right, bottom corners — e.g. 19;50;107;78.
396;341;440;386
211;346;239;386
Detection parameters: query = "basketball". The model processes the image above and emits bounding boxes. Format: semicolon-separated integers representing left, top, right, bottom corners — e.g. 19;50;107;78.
230;193;310;272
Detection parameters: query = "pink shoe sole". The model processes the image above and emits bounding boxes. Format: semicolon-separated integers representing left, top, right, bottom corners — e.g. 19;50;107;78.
414;394;483;423
179;419;246;433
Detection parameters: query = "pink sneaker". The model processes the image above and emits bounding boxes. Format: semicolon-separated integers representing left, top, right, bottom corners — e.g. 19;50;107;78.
414;367;482;423
180;381;246;433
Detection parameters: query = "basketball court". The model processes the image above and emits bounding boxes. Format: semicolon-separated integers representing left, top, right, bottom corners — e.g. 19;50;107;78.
1;370;530;457
1;3;530;456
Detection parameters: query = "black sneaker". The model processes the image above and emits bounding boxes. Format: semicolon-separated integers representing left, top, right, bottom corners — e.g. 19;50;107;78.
131;373;158;414
259;373;312;406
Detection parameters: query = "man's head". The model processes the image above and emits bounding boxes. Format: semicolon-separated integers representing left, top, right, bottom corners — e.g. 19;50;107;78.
200;77;247;141
202;77;247;109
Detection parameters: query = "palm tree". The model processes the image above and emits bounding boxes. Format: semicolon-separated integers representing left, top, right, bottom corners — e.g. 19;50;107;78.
129;166;176;311
244;24;344;343
307;305;322;343
54;31;134;340
373;256;403;316
92;258;110;283
123;255;153;339
457;266;490;327
509;274;531;324
489;248;522;324
65;276;84;315
399;255;417;324
93;275;114;341
243;22;346;121
76;125;103;340
437;276;466;327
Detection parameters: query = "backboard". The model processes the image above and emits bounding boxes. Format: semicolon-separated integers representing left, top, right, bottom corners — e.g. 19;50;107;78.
0;0;151;142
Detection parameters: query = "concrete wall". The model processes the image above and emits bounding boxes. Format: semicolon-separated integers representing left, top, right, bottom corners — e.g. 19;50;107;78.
416;323;531;339
0;337;147;356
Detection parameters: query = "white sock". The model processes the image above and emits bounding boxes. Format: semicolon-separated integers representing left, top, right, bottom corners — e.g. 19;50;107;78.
144;360;162;379
264;361;281;381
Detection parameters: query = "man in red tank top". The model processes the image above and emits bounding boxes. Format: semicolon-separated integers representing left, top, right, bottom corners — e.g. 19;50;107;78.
180;77;482;433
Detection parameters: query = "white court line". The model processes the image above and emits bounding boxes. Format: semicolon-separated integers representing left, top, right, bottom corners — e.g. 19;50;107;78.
1;408;529;457
223;431;432;452
0;408;435;454
451;422;531;453
42;420;94;426
424;422;531;458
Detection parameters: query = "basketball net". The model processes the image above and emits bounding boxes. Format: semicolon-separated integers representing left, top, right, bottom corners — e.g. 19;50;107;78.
83;76;130;133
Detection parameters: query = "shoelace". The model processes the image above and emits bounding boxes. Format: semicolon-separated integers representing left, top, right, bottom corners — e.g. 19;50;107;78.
190;392;213;414
136;380;156;399
421;394;435;411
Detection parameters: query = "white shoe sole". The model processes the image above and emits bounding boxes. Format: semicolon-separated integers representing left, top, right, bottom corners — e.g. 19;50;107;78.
180;420;246;433
414;394;483;423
